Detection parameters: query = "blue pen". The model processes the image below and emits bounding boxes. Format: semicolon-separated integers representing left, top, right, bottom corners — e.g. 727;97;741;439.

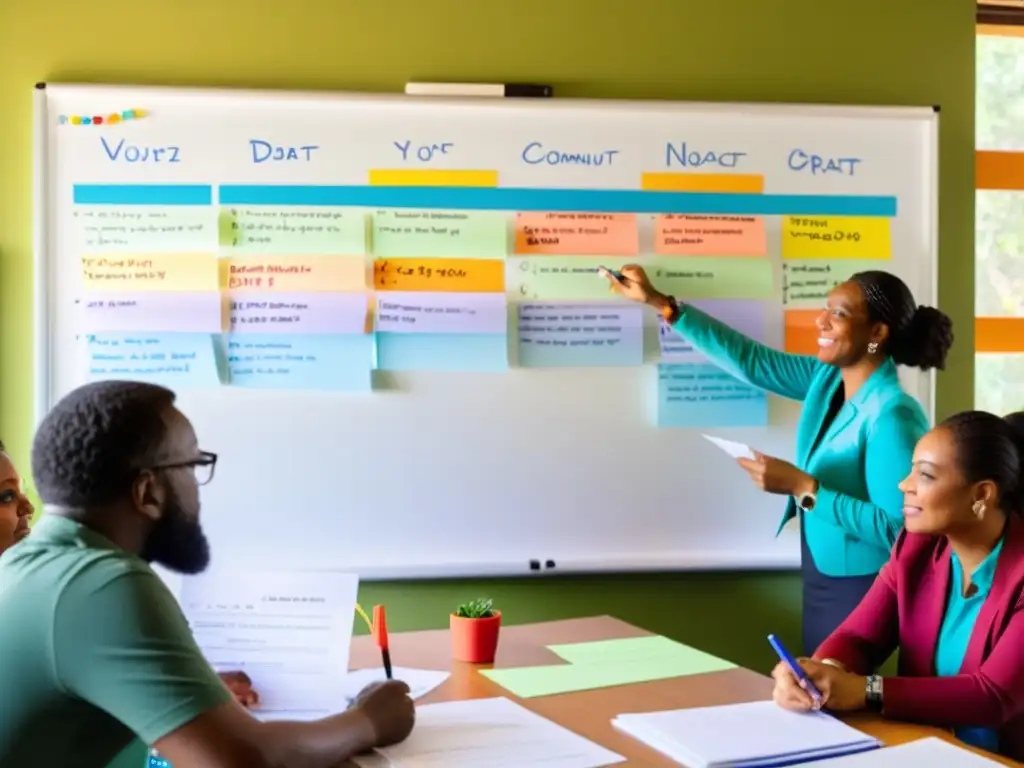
599;266;627;282
768;634;823;705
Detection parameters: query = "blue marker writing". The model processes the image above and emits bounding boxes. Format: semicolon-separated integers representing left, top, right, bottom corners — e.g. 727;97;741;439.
767;633;823;706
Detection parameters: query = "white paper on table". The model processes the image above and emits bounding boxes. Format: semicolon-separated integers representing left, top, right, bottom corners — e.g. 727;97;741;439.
365;696;624;768
794;737;1003;767
702;433;756;461
179;568;359;718
342;666;450;706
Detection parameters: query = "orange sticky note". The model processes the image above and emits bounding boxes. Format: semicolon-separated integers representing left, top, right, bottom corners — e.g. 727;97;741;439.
784;309;821;356
373;258;504;293
975;317;1024;353
654;215;767;257
81;253;218;291
514;213;638;256
220;255;366;292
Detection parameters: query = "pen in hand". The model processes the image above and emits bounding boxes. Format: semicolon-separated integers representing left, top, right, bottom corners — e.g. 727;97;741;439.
767;633;823;708
373;605;392;680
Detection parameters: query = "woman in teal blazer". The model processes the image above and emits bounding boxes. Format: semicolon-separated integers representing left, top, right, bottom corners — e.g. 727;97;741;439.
605;266;954;653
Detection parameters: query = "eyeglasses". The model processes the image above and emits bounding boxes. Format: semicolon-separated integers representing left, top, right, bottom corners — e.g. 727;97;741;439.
151;451;218;486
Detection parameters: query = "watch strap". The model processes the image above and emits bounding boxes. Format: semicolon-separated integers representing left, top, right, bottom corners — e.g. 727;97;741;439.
865;674;883;711
659;296;680;324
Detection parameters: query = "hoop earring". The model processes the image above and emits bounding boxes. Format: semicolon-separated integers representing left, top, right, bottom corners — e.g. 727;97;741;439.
867;342;879;354
972;501;986;519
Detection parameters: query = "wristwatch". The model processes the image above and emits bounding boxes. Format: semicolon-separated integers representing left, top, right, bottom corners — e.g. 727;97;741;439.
865;674;883;711
658;295;680;324
796;490;817;512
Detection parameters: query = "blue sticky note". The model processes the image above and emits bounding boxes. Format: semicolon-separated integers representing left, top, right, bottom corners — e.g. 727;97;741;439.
657;363;768;428
517;302;644;368
228;333;373;390
86;333;220;388
376;333;508;371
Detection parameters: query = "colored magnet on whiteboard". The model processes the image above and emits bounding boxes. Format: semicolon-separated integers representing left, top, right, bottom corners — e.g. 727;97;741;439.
71;116;82;125
58;115;68;125
107;114;121;124
121;110;134;120
82;117;92;125
134;108;148;118
93;116;104;125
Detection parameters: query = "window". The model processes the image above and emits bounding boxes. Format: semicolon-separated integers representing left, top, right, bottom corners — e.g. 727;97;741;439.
976;21;1024;414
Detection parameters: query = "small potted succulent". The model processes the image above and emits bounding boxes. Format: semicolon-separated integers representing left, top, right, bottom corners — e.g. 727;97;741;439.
450;597;502;663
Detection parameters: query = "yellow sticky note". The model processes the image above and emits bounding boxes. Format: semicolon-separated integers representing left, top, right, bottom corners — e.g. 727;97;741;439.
781;216;891;260
221;255;366;292
81;254;218;291
373;258;504;293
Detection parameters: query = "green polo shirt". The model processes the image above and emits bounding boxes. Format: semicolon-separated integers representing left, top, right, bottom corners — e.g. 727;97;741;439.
0;514;232;767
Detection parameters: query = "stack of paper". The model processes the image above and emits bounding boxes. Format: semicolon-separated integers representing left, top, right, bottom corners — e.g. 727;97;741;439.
354;696;624;768
481;635;736;698
797;737;1003;766
613;701;881;767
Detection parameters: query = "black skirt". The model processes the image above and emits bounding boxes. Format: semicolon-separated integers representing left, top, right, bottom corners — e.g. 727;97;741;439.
800;516;878;657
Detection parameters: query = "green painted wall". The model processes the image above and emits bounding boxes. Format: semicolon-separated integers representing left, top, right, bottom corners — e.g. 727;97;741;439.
0;0;975;672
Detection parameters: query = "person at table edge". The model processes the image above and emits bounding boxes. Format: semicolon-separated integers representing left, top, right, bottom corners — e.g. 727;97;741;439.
604;265;954;653
773;410;1024;761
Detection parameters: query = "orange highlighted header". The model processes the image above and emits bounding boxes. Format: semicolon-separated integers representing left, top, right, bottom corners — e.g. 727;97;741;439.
784;309;821;356
373;257;504;293
655;215;767;257
976;317;1024;353
976;150;1024;191
369;169;498;187
514;212;638;256
641;172;764;194
220;255;366;292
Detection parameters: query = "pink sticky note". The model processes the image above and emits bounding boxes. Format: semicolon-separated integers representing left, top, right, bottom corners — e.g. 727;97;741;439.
514;212;638;256
655;215;767;257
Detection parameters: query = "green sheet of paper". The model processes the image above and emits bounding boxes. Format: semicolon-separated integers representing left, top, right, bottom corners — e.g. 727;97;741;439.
372;209;507;258
480;635;736;698
74;205;215;252
782;258;881;309
219;206;367;255
507;256;772;301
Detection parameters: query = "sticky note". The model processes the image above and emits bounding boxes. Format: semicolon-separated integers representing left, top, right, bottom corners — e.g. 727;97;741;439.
651;257;774;300
657;363;768;428
514;212;638;255
547;635;736;670
376;333;508;371
509;256;637;301
81;291;223;333
373;258;504;293
218;206;366;255
86;333;220;387
517;303;644;367
227;334;373;390
81;254;219;292
372;209;507;258
221;255;366;292
660;299;767;362
781;216;892;259
230;292;368;334
784;310;820;356
654;215;767;257
375;292;507;334
74;206;215;253
782;259;880;309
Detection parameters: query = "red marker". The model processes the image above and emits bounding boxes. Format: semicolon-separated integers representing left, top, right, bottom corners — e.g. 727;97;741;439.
373;605;392;679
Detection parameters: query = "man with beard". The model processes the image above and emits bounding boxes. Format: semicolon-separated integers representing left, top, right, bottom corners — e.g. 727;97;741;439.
0;380;414;767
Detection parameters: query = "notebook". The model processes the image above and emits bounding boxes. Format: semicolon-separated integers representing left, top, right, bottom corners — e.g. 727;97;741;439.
796;737;1004;766
612;701;881;767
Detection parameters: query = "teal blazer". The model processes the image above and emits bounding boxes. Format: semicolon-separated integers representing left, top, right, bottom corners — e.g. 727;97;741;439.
674;306;929;577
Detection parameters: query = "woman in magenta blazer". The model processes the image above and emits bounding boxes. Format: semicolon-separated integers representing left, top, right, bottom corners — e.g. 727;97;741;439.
771;409;1024;760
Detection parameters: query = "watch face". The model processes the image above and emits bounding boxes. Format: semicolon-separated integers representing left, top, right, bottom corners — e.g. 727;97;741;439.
800;494;815;511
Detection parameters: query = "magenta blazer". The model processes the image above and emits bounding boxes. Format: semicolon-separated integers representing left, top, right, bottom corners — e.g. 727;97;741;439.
815;518;1024;760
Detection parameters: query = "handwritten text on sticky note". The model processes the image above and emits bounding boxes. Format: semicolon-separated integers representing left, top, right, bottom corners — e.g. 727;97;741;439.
81;254;219;292
373;209;507;258
655;215;767;257
219;206;366;255
221;255;366;292
781;216;892;260
514;213;638;256
373;258;504;292
782;259;882;309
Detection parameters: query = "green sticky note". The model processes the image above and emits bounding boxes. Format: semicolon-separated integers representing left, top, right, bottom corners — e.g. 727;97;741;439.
547;635;735;668
219;206;366;255
481;639;735;699
372;209;507;258
650;256;773;300
73;205;215;252
507;256;643;300
782;258;880;309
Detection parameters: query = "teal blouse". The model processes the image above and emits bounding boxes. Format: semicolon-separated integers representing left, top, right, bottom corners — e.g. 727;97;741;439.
934;539;1005;753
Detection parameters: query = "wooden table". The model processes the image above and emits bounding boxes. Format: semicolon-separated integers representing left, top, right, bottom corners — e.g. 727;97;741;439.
349;615;1019;766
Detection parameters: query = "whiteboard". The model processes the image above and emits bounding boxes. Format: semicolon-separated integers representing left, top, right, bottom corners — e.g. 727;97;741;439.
34;84;938;579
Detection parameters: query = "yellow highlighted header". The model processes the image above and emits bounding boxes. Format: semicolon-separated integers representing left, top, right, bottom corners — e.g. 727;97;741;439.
220;255;366;292
81;253;218;291
641;172;765;194
373;258;504;293
369;170;499;187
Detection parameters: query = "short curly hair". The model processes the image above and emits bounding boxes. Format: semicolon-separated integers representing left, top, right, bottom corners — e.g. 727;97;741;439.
32;380;177;507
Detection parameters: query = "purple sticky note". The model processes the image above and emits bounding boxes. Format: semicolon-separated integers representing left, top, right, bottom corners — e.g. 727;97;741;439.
375;292;507;334
230;292;368;334
81;292;222;333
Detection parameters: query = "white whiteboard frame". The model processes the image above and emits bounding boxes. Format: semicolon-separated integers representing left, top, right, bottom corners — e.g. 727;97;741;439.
32;84;939;579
